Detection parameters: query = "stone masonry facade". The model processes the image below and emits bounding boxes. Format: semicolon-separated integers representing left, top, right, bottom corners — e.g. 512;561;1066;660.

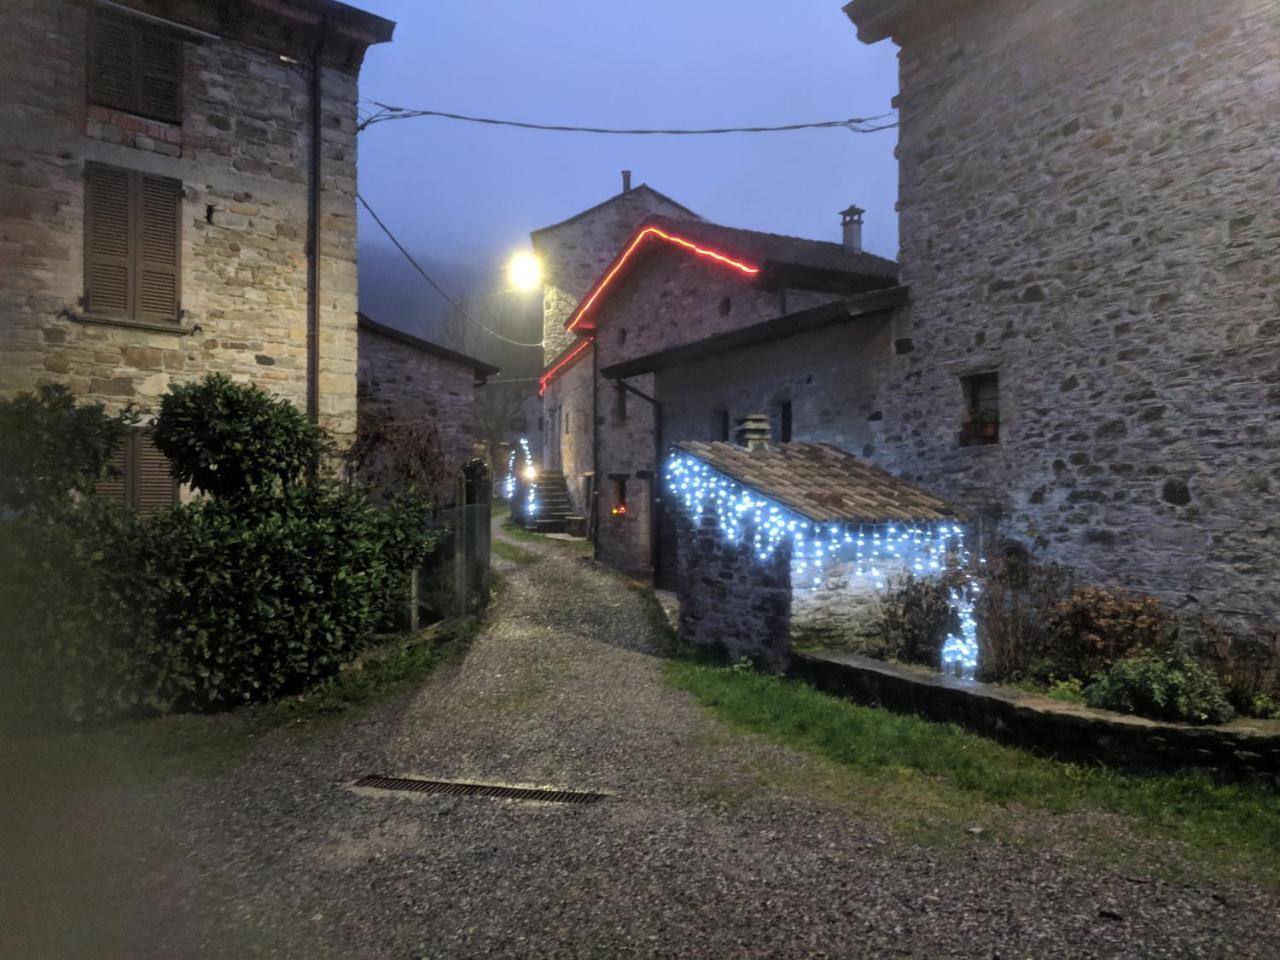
0;0;390;445
863;0;1280;631
357;323;487;504
675;509;792;672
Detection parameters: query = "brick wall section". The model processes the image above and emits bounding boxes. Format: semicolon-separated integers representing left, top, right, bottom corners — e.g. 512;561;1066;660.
357;327;480;501
876;0;1280;630
675;510;793;672
532;187;698;363
0;0;375;445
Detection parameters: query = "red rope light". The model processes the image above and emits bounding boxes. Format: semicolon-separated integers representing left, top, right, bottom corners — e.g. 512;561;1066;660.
539;337;594;396
566;226;761;333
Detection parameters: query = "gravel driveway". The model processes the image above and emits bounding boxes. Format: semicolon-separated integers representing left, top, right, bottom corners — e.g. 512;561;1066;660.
16;519;1278;959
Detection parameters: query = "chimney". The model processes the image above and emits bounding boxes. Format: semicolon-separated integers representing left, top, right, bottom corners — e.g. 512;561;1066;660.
840;204;865;252
737;412;772;453
621;170;632;193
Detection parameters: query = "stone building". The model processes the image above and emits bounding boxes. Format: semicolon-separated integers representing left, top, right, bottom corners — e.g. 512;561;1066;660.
845;0;1279;631
669;417;961;673
0;0;393;504
356;313;499;504
538;211;900;580
533;176;698;518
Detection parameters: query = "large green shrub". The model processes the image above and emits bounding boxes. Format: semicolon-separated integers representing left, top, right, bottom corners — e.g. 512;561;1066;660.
0;384;135;511
1;376;436;724
151;373;328;497
111;483;433;711
1084;646;1236;725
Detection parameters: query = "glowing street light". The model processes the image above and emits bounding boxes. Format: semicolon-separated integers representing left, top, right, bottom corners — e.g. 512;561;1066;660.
509;251;543;291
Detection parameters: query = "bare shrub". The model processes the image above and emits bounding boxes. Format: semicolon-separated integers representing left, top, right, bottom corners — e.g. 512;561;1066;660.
972;550;1075;683
1198;627;1280;719
1042;586;1176;681
879;570;963;670
347;414;450;503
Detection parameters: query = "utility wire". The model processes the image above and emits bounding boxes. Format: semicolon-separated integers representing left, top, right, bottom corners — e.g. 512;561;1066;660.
358;103;897;136
356;193;544;349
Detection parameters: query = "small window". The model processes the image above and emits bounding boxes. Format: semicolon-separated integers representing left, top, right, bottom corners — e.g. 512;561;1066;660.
718;297;732;317
84;163;182;323
715;410;730;442
960;372;1000;446
779;401;793;443
618;327;628;345
87;11;183;124
98;428;179;513
614;382;628;422
563;408;570;435
611;477;628;516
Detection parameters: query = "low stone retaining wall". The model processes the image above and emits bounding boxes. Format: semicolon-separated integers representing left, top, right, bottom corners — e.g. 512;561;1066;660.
791;650;1280;785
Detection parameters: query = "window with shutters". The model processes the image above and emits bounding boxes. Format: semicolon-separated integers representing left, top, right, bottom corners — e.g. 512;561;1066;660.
87;10;183;124
84;163;182;323
100;429;179;513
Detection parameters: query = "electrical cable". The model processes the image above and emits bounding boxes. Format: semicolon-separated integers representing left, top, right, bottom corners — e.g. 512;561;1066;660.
358;103;897;136
356;193;544;349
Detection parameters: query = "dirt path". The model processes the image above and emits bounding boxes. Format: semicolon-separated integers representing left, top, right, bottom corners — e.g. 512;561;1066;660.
13;519;1278;959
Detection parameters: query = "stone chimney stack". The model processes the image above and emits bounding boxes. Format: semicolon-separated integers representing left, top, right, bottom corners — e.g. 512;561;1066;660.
840;204;865;252
622;170;632;193
737;413;772;453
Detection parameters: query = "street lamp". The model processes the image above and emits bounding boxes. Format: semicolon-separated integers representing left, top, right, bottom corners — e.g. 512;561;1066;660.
509;251;543;291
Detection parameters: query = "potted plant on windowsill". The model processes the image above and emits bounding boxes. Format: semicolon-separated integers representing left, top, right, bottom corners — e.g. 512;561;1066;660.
962;408;1000;445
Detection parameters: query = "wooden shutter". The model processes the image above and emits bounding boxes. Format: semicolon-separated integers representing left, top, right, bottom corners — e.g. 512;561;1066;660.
97;442;129;504
132;431;178;514
137;174;181;322
85;164;133;317
87;11;182;123
87;12;137;113
138;30;182;123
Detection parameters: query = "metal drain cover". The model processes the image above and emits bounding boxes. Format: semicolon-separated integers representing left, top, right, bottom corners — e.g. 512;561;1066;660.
352;774;609;805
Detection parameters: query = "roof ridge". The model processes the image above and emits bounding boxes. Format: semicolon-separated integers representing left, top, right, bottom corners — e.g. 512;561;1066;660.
530;184;701;237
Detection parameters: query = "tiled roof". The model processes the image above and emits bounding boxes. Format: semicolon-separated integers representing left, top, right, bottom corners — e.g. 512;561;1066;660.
674;440;959;524
357;313;500;379
644;215;898;281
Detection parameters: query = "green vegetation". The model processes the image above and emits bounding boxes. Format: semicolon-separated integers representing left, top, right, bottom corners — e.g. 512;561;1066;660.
1085;646;1236;725
0;377;435;723
668;661;1280;887
492;538;539;565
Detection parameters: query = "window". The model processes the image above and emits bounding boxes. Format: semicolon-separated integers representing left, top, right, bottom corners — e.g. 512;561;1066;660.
779;401;793;443
960;372;1000;446
614;382;628;422
563;408;570;434
98;428;179;513
610;477;628;516
84;163;182;323
87;10;183;123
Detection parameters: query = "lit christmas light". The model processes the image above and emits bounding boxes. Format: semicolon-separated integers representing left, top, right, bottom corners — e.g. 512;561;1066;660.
666;451;980;677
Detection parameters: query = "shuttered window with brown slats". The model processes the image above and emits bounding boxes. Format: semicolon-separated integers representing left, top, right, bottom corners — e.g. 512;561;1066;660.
87;10;183;124
85;163;182;323
101;429;179;513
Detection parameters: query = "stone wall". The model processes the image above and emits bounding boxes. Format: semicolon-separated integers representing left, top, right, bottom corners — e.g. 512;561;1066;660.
532;186;696;363
790;561;884;650
356;327;480;504
675;510;792;672
0;0;375;445
876;0;1280;630
539;344;594;514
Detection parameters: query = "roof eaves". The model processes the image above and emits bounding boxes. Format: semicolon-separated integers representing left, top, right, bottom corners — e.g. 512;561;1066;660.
357;313;500;380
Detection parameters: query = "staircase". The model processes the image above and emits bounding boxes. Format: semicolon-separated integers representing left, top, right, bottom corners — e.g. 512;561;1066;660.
527;469;575;534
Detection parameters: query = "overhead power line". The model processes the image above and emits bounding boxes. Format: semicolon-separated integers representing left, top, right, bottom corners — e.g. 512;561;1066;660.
356;193;544;350
358;103;897;136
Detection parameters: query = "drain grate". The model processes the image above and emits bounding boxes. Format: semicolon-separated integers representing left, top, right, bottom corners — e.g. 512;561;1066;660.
352;774;609;805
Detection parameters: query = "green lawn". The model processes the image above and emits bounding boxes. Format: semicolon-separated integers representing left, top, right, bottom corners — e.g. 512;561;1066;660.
668;660;1280;888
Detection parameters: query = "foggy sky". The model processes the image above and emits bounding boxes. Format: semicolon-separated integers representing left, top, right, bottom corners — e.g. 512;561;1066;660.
352;0;900;352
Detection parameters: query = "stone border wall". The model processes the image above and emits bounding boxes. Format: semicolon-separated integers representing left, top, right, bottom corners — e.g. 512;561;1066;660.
792;650;1280;785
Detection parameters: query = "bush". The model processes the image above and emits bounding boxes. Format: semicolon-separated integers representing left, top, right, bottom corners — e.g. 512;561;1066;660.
1045;586;1175;681
879;571;961;669
0;377;437;724
108;483;434;711
1084;647;1236;725
0;384;135;512
152;373;328;497
1199;628;1280;720
972;549;1075;682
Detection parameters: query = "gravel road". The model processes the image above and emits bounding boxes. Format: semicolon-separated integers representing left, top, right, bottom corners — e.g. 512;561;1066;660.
17;520;1278;959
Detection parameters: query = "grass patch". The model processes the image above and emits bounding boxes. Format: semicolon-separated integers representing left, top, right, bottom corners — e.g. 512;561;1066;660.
498;517;594;557
667;661;1280;887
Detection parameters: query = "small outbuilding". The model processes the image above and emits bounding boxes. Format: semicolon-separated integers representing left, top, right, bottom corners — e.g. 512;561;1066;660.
668;415;968;673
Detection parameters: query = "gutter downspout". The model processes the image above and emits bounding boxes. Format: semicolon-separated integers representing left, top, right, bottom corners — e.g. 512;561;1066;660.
306;16;329;424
